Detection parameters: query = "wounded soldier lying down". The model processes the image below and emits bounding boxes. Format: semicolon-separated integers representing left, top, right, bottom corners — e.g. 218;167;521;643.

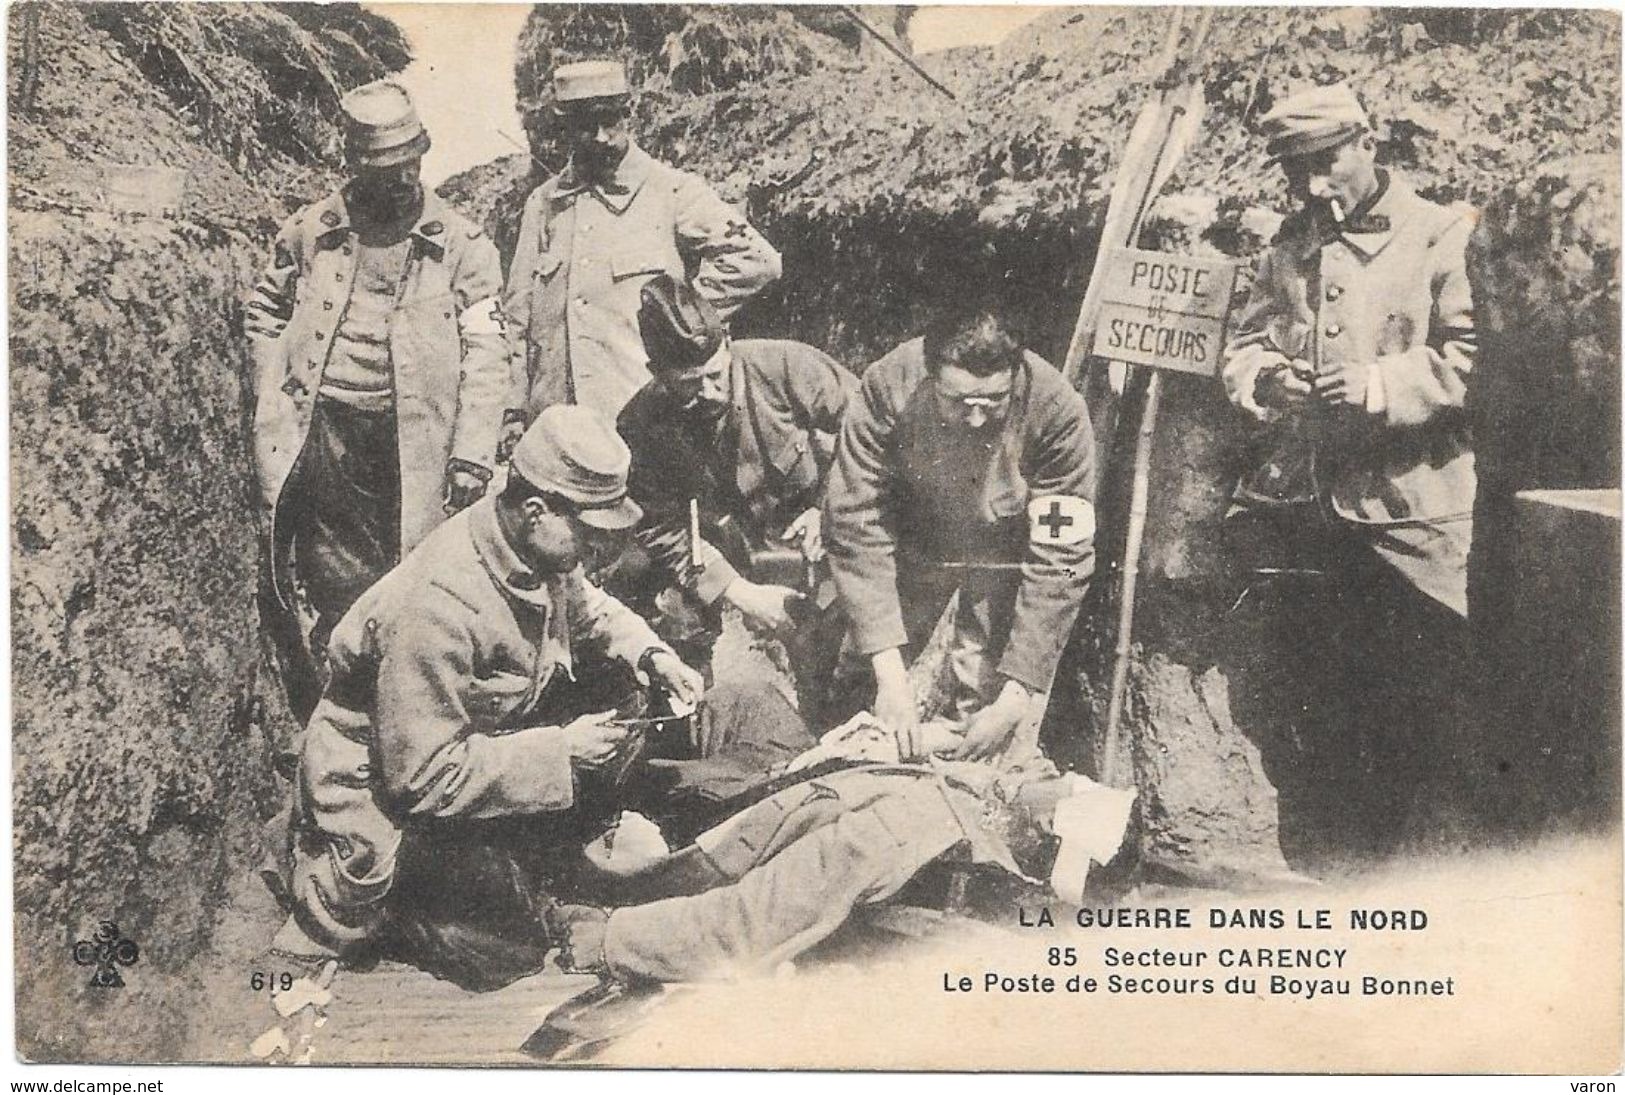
545;760;1068;984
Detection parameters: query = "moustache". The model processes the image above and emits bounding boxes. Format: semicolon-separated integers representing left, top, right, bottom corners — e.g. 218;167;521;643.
682;398;728;421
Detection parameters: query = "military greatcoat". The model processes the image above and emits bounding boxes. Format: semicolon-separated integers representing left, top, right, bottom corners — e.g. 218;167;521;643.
503;143;781;421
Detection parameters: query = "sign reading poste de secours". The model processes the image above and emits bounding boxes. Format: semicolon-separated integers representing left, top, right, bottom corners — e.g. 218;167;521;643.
1095;248;1239;376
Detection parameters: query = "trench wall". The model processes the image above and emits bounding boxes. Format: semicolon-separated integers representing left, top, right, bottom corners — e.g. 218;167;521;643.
11;208;291;1060
7;1;405;1060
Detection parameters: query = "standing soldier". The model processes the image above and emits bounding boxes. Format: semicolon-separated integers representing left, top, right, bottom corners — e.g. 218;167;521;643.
245;80;510;722
615;274;855;724
824;305;1096;764
1221;83;1478;851
503;59;781;426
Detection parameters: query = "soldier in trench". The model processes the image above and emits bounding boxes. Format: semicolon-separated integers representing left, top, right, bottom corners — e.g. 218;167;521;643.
503;58;782;429
1220;83;1480;855
244;81;512;725
822;303;1097;767
608;273;856;727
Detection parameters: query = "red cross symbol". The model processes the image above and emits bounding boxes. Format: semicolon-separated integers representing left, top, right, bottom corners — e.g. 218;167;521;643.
1037;499;1074;539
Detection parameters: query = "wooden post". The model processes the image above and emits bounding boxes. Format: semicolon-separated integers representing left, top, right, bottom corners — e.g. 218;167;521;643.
1100;370;1163;785
1052;8;1214;788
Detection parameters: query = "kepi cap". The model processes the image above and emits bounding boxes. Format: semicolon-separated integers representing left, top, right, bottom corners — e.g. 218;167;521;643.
554;59;631;104
340;80;431;168
509;406;641;530
639;273;725;372
1259;83;1369;166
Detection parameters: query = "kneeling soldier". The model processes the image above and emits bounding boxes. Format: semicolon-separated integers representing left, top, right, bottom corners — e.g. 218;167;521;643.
267;407;809;989
613;274;855;726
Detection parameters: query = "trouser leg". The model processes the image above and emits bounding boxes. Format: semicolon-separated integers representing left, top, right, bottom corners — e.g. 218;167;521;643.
382;814;604;992
782;603;849;730
293;400;402;647
601;774;967;982
627;676;816;841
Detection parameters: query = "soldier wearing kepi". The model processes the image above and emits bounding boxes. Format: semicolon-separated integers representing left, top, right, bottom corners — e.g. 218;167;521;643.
267;408;809;988
614;274;855;722
503;59;781;426
1221;83;1479;849
824;305;1096;764
245;80;511;721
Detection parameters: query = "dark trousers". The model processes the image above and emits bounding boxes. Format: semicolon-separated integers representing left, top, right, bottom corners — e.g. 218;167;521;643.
291;400;401;645
1223;506;1477;866
270;401;401;725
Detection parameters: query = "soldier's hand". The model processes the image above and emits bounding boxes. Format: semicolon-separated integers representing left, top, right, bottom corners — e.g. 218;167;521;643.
782;507;824;564
564;712;632;769
644;649;704;712
950;681;1032;762
873;655;920;759
1254;361;1313;410
496;417;526;465
725;579;804;632
444;466;489;514
1312;360;1372;410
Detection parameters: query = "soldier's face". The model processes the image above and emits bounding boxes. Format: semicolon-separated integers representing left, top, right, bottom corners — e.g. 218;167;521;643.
516;496;585;574
933;363;1014;432
661;344;732;423
350;156;423;215
1281;137;1378;216
558;99;631;179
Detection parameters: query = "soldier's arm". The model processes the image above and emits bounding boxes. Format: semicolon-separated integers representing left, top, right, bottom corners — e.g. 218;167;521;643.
618;400;742;603
784;345;858;478
565;568;674;670
374;597;577;819
673;175;782;321
824;362;907;657
633;515;740;605
1368;211;1476;428
1220;249;1297;422
998;388;1096;694
243;219;302;408
447;228;511;484
500;190;546;422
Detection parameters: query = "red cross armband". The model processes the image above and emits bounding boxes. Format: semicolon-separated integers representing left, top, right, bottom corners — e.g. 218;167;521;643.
1028;495;1095;546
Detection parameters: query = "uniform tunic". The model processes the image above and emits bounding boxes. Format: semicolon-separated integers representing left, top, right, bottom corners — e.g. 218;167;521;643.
617;339;855;603
824;339;1096;708
504;143;782;421
1222;173;1477;614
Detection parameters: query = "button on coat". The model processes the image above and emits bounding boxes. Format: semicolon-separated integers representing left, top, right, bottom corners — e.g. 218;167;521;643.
503;143;782;422
244;189;513;574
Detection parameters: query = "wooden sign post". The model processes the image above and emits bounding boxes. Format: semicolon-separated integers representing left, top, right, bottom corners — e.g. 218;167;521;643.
1094;249;1238;378
1096;247;1238;786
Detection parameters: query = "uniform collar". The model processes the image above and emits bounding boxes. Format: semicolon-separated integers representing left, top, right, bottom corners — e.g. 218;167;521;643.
553;143;654;213
1315;170;1412;259
315;186;453;259
467;494;563;610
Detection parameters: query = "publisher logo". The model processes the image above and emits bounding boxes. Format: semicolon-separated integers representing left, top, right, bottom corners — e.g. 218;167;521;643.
72;920;140;988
